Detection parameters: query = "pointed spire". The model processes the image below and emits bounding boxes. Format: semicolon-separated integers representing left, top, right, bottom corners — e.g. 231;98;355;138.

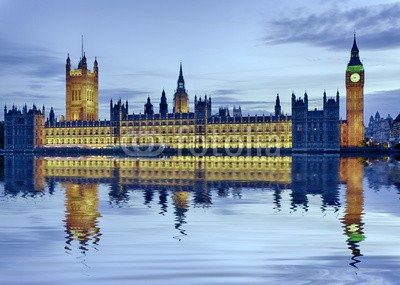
177;62;185;91
348;32;362;66
160;89;168;114
351;32;359;53
81;35;84;59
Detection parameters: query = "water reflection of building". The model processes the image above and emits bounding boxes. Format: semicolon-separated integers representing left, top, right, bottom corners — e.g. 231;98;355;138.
339;157;365;267
3;155;377;257
42;156;292;196
291;155;340;210
173;191;190;240
41;156;292;238
4;155;45;195
64;183;101;253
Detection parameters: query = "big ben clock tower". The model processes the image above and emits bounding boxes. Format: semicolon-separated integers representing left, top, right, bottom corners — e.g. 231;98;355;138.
345;34;364;147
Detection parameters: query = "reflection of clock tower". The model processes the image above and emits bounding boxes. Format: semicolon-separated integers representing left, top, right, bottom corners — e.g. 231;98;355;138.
345;34;364;147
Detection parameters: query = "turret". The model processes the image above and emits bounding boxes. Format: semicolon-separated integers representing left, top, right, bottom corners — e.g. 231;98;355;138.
49;107;55;123
304;91;308;106
66;54;71;76
81;52;87;69
93;57;98;76
159;89;168;115
144;96;154;115
275;93;282;117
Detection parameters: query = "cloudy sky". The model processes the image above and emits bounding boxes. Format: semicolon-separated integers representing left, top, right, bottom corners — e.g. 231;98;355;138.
0;0;399;122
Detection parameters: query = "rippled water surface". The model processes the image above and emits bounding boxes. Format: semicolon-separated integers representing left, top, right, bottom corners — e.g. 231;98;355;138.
1;155;400;285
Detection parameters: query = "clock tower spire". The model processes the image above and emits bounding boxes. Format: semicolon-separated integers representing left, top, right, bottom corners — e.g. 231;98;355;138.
173;62;189;113
345;33;364;147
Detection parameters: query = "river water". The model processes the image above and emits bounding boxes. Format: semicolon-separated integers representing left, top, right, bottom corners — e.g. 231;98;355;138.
0;155;399;285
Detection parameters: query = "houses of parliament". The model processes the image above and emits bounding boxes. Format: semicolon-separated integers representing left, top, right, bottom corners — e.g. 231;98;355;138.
4;36;365;152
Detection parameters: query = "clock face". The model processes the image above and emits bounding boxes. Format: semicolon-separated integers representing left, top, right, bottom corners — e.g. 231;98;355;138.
350;73;360;83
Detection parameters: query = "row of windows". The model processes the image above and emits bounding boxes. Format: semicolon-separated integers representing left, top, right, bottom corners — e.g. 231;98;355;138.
47;138;112;145
208;125;290;133
47;129;110;136
46;125;291;136
47;136;292;146
120;120;289;127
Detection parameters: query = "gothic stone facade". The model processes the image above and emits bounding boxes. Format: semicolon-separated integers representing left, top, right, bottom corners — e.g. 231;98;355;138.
291;91;340;152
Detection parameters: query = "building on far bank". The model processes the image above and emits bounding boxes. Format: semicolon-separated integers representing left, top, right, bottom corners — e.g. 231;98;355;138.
365;112;393;144
390;113;400;142
3;36;367;152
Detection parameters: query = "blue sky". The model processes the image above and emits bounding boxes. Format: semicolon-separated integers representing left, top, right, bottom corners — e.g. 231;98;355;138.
0;0;399;122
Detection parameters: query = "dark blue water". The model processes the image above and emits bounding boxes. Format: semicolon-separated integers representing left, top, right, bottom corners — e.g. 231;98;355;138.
0;155;399;285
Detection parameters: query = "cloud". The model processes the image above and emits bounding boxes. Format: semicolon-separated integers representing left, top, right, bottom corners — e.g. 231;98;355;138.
364;88;400;119
210;89;243;97
263;3;400;50
100;88;150;104
0;39;63;79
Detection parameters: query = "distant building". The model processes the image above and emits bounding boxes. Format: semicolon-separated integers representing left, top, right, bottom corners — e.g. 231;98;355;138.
291;91;340;151
391;113;400;141
365;112;393;144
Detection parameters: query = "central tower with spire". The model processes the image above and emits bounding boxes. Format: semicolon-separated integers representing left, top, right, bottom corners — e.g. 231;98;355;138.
173;63;189;113
66;37;99;121
345;33;364;147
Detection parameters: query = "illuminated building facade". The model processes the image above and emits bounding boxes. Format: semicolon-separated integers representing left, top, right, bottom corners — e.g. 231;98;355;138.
41;64;292;150
342;34;365;147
